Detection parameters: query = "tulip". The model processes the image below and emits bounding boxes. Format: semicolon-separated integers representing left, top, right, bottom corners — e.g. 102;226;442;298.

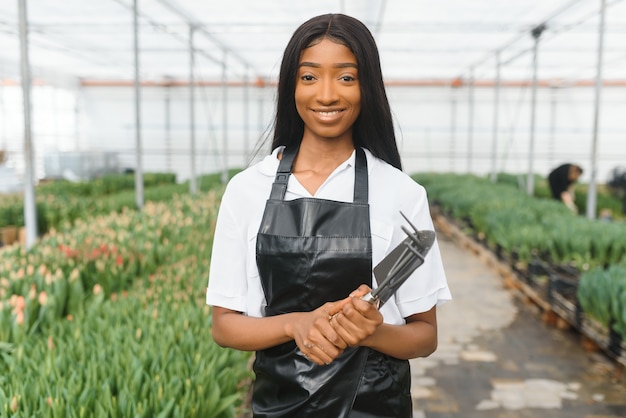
10;396;18;412
15;310;24;326
93;284;103;296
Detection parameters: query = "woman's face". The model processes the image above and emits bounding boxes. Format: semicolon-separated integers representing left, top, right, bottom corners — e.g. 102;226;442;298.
295;38;361;144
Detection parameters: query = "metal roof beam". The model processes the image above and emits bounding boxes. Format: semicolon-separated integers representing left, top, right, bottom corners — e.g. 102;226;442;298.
154;0;257;78
461;0;587;78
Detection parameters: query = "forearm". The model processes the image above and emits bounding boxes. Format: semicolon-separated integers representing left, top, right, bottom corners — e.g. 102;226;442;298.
361;320;437;359
329;294;438;360
560;190;574;206
211;307;305;351
560;190;578;213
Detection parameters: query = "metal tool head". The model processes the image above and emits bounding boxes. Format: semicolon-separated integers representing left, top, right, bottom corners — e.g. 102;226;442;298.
367;213;436;308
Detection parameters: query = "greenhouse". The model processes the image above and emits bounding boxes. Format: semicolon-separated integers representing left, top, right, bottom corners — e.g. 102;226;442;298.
1;0;626;416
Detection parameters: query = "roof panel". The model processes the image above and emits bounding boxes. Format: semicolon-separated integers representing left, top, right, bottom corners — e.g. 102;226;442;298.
0;0;624;85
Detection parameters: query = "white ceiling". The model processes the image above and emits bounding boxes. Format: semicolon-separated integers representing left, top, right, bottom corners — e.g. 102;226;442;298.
0;0;625;86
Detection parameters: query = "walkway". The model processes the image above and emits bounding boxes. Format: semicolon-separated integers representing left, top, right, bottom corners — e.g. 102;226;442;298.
410;232;626;418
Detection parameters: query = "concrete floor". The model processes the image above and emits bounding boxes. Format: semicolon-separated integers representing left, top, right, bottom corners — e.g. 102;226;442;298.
410;234;626;418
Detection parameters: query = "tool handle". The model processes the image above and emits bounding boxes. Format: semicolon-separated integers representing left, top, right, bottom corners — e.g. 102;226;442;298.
360;292;380;307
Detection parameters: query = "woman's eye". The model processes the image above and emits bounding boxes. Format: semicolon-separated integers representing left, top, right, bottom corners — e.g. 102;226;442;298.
340;75;356;82
301;75;315;81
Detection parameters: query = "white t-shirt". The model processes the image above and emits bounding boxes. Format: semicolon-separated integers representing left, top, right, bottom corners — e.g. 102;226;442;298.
206;147;451;325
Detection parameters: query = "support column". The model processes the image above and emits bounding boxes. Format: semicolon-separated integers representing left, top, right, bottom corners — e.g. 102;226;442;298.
17;0;38;248
490;51;501;183
221;50;229;183
467;67;474;173
133;0;144;209
243;65;250;162
526;23;546;196
189;25;197;194
586;0;606;220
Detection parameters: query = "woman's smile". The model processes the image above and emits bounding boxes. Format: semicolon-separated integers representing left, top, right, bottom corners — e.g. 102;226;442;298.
312;108;344;121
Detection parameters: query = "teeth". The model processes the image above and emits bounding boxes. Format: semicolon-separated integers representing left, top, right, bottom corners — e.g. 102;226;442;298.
317;110;340;116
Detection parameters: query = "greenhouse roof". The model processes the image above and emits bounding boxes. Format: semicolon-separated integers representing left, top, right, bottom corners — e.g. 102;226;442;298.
0;0;625;86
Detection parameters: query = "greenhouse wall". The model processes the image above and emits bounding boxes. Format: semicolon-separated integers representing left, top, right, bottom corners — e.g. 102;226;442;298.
1;82;624;184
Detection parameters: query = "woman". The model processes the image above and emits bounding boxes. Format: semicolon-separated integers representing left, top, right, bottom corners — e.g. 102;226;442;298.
206;13;451;418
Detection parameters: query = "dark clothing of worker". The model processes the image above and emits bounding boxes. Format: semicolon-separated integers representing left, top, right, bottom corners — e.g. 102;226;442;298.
548;163;578;200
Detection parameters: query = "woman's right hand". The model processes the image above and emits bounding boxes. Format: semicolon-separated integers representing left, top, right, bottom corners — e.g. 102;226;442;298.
288;303;352;366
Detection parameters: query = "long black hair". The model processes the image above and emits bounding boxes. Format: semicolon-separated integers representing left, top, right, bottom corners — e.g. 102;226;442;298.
270;13;402;170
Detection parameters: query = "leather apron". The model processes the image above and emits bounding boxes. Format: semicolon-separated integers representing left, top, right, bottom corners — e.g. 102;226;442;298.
253;146;412;418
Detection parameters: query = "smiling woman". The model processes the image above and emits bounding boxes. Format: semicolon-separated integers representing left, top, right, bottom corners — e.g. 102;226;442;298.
206;13;451;418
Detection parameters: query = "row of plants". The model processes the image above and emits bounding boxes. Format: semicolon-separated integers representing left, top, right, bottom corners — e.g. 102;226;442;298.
414;173;626;270
578;262;626;341
412;173;626;343
0;189;252;417
36;173;177;198
0;171;238;235
494;172;624;220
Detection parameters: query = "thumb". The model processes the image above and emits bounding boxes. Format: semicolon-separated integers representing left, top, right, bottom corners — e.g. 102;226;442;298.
325;297;352;317
325;285;372;316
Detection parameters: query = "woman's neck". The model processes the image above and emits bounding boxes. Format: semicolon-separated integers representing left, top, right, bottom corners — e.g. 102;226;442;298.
291;138;355;196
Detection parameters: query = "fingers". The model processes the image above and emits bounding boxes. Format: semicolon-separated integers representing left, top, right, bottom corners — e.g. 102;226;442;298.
298;310;348;365
323;298;352;317
300;339;338;365
323;284;372;317
351;284;372;298
297;289;378;365
329;298;383;347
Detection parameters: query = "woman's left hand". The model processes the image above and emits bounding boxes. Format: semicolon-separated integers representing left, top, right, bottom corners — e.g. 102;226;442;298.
329;284;383;347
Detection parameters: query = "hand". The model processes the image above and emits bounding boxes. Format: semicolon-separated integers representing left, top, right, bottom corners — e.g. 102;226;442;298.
328;284;383;347
289;305;349;366
566;201;578;214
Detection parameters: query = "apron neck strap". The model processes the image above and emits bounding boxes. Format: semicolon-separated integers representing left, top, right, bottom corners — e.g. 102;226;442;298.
269;146;298;200
353;148;368;203
270;146;369;203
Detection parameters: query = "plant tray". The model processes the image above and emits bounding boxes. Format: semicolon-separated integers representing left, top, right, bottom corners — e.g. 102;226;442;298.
580;316;626;368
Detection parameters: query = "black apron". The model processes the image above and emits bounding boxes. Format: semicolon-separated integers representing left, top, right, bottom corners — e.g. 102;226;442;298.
253;146;412;418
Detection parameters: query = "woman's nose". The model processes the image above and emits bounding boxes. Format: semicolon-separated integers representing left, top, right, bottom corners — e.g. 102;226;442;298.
317;79;339;104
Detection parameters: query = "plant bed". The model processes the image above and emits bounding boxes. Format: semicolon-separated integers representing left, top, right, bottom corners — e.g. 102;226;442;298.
432;207;626;370
549;288;584;329
528;257;551;278
548;274;579;303
580;316;626;368
0;190;252;416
